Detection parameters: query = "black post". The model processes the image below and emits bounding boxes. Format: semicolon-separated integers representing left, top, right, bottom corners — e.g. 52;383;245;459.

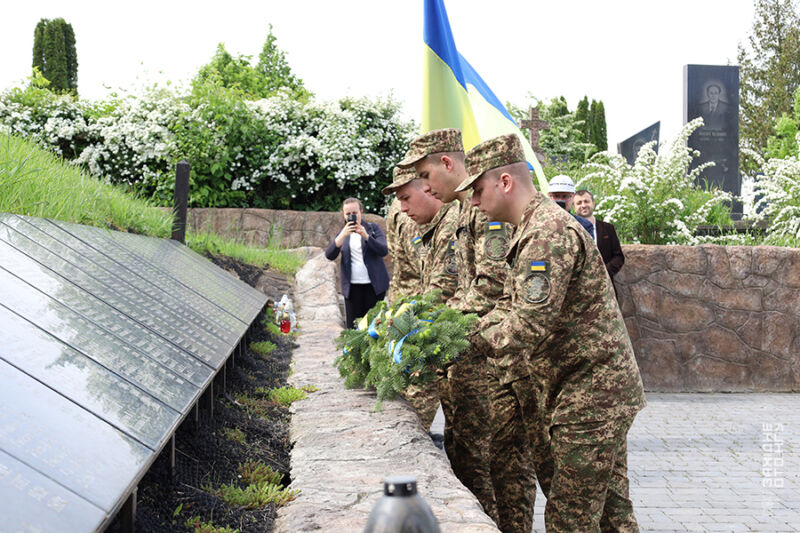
172;160;190;243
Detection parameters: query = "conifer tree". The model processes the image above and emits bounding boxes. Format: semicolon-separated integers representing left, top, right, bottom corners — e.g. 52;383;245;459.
32;18;78;93
592;100;608;151
575;96;590;142
737;0;800;153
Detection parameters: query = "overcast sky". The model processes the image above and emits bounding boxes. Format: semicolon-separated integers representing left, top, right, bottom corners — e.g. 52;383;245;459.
2;1;755;147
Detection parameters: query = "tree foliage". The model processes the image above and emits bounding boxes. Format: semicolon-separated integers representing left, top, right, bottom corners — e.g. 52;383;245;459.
193;26;309;101
737;0;800;153
32;18;77;94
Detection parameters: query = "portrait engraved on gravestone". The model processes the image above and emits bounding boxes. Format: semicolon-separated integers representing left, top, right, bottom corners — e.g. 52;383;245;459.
617;122;660;165
684;65;741;214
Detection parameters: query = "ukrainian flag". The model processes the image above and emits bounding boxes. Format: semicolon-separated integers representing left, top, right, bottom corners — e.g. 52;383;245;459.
530;261;547;272
423;0;548;191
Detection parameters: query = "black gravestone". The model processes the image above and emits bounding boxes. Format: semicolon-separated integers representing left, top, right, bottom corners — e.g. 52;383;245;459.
617;122;660;165
684;64;741;214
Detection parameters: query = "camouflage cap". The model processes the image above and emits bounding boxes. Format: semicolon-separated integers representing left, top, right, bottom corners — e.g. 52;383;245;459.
381;166;418;195
397;128;464;167
455;134;526;192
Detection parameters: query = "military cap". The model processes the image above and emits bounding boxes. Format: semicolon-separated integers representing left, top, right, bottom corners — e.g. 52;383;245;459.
455;133;526;192
397;128;464;167
381;166;418;195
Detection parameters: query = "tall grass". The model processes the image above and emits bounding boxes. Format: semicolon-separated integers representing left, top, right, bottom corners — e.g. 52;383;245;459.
0;133;172;235
0;133;306;272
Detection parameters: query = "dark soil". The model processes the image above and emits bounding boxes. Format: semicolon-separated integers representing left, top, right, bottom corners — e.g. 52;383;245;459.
106;260;296;533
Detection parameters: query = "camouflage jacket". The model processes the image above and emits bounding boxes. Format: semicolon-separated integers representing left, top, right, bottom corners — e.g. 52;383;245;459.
417;201;459;302
386;199;421;303
478;192;646;425
448;190;512;317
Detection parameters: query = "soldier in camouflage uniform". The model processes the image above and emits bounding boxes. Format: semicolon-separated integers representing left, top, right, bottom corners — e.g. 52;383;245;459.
385;169;422;304
398;129;516;525
382;167;458;429
456;133;646;533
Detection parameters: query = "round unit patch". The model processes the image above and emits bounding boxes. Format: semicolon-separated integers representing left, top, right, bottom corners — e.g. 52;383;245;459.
485;234;509;260
522;273;551;304
445;253;458;276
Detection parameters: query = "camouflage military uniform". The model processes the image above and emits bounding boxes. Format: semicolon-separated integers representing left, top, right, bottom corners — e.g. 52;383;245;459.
402;200;459;430
386;198;421;304
477;191;646;533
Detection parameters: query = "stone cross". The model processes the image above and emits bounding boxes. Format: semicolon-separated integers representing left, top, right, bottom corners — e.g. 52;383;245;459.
520;107;549;164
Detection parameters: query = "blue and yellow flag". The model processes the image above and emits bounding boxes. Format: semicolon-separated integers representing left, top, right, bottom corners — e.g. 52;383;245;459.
423;0;548;191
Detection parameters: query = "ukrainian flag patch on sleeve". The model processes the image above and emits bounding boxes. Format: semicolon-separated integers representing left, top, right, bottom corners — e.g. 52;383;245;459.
530;261;547;272
488;221;503;231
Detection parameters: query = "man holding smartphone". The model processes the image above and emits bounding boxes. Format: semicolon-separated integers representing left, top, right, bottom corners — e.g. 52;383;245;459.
325;198;390;329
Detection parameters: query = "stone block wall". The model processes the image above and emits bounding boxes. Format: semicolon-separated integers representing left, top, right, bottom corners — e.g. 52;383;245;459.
186;209;799;392
616;245;800;392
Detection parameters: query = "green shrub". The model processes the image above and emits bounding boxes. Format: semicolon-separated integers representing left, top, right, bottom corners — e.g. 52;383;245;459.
184;516;239;533
250;340;276;357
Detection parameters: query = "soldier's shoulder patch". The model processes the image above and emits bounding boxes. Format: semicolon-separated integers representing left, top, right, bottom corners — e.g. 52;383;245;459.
445;240;458;276
522;272;551;304
412;235;427;256
484;221;508;260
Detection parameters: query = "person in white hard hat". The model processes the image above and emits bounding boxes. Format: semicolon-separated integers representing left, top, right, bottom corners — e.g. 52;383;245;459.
547;175;594;238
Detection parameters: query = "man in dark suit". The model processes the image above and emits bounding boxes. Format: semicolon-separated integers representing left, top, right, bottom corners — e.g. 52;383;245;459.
325;198;390;328
694;83;730;130
574;190;624;296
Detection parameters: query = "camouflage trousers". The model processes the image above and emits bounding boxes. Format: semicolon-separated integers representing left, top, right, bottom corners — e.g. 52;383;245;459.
487;368;538;533
402;382;439;430
438;348;498;523
536;416;639;533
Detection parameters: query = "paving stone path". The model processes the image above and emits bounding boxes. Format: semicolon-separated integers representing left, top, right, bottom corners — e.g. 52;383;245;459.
434;393;800;532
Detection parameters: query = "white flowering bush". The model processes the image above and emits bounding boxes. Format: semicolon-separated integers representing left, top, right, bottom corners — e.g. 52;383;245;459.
0;72;92;158
576;119;733;244
744;135;800;245
0;79;415;212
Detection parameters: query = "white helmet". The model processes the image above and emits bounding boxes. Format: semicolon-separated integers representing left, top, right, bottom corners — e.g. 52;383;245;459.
548;174;576;194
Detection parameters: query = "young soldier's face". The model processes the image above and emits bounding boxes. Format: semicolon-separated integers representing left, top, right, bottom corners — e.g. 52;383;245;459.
470;173;504;221
415;155;458;204
397;181;441;224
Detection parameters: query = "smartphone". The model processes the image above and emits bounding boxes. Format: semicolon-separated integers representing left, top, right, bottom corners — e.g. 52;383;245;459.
347;214;357;224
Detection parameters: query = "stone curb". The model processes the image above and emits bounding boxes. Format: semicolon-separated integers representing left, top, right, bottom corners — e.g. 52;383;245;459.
275;248;499;532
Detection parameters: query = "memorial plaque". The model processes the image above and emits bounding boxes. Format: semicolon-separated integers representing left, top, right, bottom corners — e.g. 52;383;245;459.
0;219;228;367
0;449;105;533
0;360;152;510
0;268;198;412
617;122;660;165
19;216;241;346
0;305;180;449
684;64;741;209
0;239;213;387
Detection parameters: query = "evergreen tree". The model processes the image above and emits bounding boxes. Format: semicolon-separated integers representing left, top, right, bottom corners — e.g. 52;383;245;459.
592;100;608;151
256;25;310;101
575;96;590;142
737;0;800;153
32;18;78;93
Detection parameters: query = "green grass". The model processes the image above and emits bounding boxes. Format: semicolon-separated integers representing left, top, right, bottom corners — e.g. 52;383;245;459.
238;460;283;486
249;340;276;357
184;516;239;533
0;133;172;235
186;231;305;274
258;386;310;407
0;133;306;272
222;427;246;444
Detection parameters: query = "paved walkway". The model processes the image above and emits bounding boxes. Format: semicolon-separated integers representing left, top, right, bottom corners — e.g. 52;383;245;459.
436;393;800;532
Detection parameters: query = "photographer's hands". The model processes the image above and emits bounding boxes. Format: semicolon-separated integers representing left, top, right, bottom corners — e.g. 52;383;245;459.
335;220;368;247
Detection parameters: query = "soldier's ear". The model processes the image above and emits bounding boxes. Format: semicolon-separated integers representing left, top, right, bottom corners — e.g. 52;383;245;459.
499;172;513;192
440;154;454;171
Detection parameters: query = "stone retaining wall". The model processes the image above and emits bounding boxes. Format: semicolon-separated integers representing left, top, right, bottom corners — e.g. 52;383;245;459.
190;209;799;392
616;245;800;392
